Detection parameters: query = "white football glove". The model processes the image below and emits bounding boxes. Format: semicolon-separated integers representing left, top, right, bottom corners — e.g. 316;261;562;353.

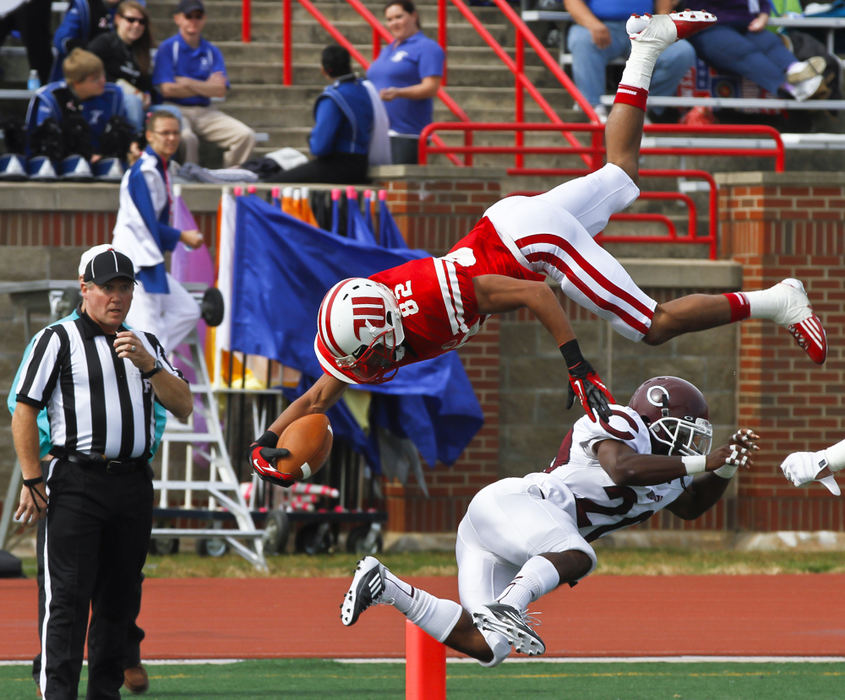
779;450;841;496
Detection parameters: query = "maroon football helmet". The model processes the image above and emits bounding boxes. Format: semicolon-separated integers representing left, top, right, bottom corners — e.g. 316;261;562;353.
628;376;712;456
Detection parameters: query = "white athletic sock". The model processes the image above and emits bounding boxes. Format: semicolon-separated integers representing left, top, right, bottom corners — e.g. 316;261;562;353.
619;37;662;91
406;589;463;643
381;568;415;613
743;285;783;320
496;555;561;611
382;568;463;643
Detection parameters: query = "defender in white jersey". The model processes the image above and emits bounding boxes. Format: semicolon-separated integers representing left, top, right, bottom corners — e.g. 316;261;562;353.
340;374;759;666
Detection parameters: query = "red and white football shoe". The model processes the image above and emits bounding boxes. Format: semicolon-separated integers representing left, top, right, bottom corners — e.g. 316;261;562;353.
626;10;717;44
771;278;828;364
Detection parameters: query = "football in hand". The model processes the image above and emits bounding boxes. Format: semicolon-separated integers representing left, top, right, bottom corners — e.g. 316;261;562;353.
275;414;333;481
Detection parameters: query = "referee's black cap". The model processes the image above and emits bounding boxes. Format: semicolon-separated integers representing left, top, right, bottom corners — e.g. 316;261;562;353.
83;249;136;285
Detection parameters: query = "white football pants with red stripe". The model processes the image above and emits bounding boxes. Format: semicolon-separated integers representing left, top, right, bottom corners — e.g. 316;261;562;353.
485;163;657;341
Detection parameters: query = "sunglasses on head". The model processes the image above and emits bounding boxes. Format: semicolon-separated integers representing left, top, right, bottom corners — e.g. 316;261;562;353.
121;15;147;25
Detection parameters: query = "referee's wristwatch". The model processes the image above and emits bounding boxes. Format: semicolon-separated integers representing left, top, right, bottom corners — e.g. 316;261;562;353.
141;360;163;380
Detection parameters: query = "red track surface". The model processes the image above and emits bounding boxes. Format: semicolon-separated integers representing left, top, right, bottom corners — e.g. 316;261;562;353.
2;574;844;660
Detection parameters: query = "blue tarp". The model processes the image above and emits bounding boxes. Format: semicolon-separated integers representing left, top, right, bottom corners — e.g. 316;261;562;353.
230;195;484;469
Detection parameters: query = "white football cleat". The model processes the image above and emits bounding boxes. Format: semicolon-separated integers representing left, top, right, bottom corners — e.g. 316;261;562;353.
769;279;827;364
472;603;545;656
340;556;386;626
627;10;717;44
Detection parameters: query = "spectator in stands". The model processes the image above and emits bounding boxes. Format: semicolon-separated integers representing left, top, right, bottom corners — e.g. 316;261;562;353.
0;0;53;85
152;0;256;168
681;0;827;102
87;1;154;133
262;44;386;184
50;0;123;82
564;0;696;123
25;48;140;167
366;0;444;164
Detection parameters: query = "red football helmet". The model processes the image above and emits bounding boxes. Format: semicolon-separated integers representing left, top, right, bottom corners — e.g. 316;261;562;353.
315;278;405;384
628;376;712;456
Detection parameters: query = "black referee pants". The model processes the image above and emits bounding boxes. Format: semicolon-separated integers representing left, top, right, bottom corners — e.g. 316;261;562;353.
39;460;153;700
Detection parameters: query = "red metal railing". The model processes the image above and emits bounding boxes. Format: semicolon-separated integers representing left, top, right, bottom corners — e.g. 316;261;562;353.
419;122;785;170
438;0;601;169
417;121;785;259
242;0;251;42
599;191;703;252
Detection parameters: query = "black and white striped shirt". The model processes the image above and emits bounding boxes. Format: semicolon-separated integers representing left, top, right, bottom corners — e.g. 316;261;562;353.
15;310;181;460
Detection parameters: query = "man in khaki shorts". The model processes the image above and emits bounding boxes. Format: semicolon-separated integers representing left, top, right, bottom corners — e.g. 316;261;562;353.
152;0;255;167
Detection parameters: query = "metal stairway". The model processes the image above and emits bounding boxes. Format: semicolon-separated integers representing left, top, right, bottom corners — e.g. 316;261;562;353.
153;327;268;571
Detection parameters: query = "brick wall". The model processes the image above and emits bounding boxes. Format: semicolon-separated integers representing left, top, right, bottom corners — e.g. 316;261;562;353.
0;210;217;249
718;172;845;532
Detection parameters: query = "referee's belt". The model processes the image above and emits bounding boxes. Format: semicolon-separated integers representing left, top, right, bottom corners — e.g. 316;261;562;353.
53;449;148;474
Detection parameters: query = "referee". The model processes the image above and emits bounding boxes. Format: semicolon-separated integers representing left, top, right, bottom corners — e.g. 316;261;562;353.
11;247;193;699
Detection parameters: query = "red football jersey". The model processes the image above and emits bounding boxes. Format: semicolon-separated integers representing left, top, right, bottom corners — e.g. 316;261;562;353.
371;256;483;366
318;216;547;383
447;216;545;282
369;217;544;368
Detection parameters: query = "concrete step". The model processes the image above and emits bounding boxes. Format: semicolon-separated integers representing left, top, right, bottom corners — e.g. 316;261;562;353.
225;82;573;116
217;39;525;62
155;17;515;47
223;55;550;88
221;103;583;135
146;0;506;25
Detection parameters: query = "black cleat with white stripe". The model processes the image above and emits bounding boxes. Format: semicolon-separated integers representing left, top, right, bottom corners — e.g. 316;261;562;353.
473;603;546;655
340;556;386;626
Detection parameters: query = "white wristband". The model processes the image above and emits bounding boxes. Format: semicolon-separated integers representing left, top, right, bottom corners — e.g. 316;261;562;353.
682;455;707;475
825;439;845;472
713;463;738;479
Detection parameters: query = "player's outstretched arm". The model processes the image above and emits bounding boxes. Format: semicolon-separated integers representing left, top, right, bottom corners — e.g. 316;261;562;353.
249;374;347;485
473;274;614;421
597;429;758;493
473;275;575;345
668;429;760;519
267;374;348;437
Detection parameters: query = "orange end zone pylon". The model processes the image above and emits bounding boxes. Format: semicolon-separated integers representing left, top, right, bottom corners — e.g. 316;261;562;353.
405;620;446;700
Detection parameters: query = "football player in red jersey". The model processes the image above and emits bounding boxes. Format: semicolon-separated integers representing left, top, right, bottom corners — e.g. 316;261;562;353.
340;374;759;664
250;11;826;488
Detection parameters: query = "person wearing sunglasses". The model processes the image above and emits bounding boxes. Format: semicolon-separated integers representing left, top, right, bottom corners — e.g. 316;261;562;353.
49;0;124;82
152;0;256;168
88;1;155;133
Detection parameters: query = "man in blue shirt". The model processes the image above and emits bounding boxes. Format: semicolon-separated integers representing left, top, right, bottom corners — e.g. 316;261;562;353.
152;0;255;168
265;44;377;184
